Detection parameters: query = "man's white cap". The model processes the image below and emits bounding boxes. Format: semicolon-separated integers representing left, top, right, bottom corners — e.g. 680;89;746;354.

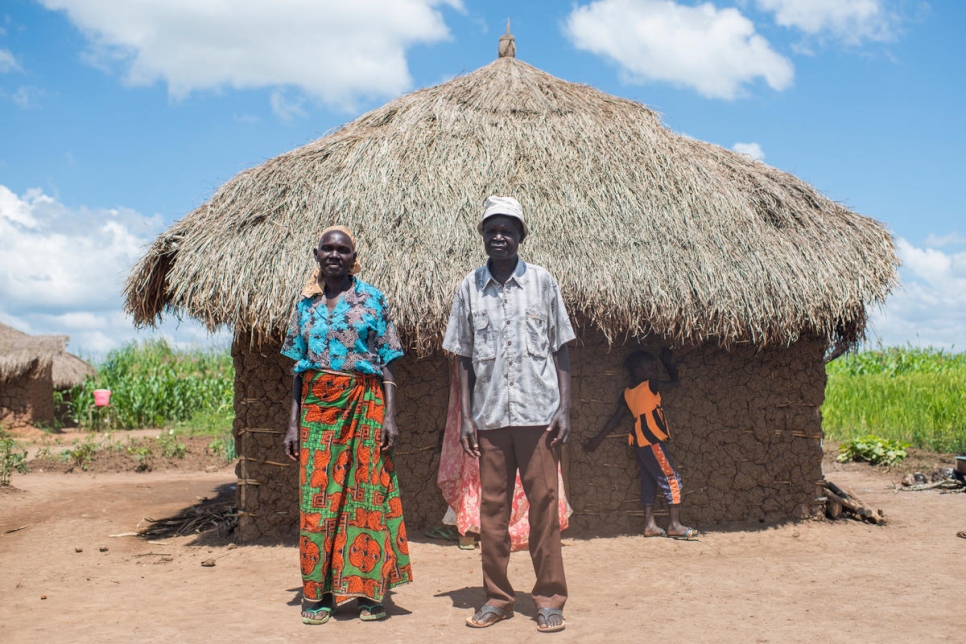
477;195;528;237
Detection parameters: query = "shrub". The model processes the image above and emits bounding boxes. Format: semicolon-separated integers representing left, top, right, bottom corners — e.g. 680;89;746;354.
157;431;187;459
208;431;237;463
836;435;909;466
59;437;99;471
0;430;30;485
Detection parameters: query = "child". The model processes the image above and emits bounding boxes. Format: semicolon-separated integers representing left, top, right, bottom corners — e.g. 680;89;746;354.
583;348;698;540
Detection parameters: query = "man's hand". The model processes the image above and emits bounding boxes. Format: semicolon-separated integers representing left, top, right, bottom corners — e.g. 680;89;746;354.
380;414;399;452
547;407;571;447
459;416;481;457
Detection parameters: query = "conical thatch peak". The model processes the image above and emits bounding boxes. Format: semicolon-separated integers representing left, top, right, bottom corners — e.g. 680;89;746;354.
498;20;516;58
125;56;897;354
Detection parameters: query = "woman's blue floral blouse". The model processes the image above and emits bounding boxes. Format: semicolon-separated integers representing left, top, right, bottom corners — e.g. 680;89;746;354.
281;276;404;375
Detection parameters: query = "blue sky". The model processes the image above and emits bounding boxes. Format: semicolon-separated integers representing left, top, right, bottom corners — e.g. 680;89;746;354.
1;0;963;356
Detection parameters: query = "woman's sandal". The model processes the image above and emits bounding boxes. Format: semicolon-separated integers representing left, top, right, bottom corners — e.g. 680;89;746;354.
536;607;566;633
301;604;334;625
424;524;458;541
466;605;513;628
357;600;388;621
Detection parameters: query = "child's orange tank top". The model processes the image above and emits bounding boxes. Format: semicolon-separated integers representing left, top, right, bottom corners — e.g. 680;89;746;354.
624;380;670;447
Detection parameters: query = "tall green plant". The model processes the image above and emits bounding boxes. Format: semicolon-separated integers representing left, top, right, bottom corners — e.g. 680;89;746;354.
827;344;966;376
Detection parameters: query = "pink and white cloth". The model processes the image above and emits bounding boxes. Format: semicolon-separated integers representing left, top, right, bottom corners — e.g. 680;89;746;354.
437;363;571;552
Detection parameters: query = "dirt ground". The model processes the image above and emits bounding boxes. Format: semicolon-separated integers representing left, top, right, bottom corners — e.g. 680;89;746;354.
1;435;964;643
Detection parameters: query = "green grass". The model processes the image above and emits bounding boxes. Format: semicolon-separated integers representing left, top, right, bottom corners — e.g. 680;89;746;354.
69;339;234;434
823;346;966;453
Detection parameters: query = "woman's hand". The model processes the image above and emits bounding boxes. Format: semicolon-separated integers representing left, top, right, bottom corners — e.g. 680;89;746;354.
380;414;399;452
285;375;303;461
380;366;399;453
284;419;300;461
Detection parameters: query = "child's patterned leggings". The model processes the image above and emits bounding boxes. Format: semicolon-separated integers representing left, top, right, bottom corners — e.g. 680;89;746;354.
635;442;683;505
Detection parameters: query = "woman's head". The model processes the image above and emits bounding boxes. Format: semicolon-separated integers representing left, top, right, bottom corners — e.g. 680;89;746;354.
313;226;361;277
624;350;659;382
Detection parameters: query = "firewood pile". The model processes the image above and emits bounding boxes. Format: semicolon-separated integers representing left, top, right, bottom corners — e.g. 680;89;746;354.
139;500;238;538
898;468;966;493
821;480;886;524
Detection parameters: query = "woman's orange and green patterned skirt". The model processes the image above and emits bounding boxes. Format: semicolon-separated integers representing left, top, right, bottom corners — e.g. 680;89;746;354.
298;370;412;605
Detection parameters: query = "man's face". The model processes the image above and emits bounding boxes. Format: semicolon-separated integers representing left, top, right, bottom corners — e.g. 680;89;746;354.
482;215;523;261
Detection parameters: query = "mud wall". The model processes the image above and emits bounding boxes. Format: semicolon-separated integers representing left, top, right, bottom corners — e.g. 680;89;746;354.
567;332;827;535
0;365;54;430
232;329;827;541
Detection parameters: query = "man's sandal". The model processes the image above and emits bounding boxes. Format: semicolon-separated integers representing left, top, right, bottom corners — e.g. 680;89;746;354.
357;600;387;621
466;605;512;628
301;604;333;625
536;607;566;633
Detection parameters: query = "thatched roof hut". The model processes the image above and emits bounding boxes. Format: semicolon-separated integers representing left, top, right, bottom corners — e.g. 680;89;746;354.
1;322;94;429
125;45;896;541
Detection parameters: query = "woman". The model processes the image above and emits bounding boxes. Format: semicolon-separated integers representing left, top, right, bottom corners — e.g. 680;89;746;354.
282;226;412;625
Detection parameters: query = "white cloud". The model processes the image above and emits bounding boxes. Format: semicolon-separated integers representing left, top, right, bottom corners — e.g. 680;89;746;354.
756;0;896;45
564;0;794;100
38;0;461;109
0;185;228;357
0;48;20;73
270;88;308;122
232;113;261;126
732;141;765;161
923;231;966;248
10;85;43;109
869;237;966;350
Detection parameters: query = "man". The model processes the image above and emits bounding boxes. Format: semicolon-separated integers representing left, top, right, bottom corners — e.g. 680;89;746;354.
442;195;575;633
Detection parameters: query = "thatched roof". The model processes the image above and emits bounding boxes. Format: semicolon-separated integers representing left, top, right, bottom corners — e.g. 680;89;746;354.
125;53;897;354
0;323;95;388
51;351;97;390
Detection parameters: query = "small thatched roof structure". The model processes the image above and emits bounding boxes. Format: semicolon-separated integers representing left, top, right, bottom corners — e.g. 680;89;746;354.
125;52;897;353
0;323;94;388
51;352;97;390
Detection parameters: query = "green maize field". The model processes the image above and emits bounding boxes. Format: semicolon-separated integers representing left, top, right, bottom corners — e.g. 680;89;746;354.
822;346;966;453
71;339;234;432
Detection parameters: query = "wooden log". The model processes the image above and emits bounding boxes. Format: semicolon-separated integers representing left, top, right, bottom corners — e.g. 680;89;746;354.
846;487;885;523
826;501;843;519
825;480;850;499
823;487;862;514
822;484;884;524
